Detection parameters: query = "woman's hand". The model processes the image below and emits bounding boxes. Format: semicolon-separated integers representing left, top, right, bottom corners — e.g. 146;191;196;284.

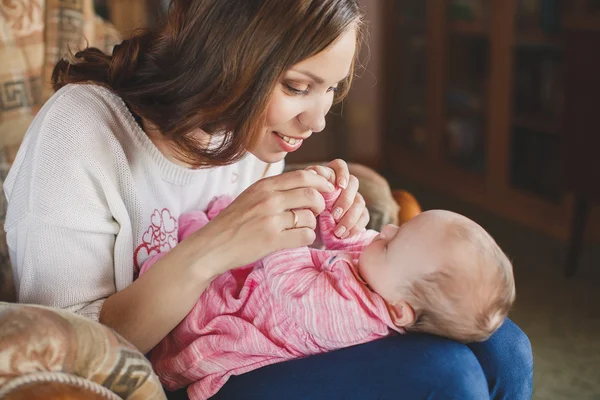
305;159;369;238
186;170;336;276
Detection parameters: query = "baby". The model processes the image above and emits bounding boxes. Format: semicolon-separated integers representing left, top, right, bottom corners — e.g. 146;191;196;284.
140;190;515;400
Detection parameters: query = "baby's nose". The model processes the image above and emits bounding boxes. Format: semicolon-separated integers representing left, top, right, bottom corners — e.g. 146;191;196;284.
380;224;399;239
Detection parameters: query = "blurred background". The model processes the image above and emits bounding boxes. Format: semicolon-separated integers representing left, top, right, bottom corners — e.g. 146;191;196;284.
2;0;599;399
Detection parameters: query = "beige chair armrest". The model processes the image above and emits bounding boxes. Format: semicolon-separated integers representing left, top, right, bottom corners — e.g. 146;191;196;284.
0;302;166;400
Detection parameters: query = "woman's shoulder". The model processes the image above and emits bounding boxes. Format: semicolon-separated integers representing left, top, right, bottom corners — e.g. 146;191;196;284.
39;84;133;131
20;84;139;157
4;85;137;228
44;83;122;112
7;84;139;189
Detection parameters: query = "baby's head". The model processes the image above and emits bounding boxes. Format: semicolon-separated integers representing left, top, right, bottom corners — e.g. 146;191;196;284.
358;210;515;343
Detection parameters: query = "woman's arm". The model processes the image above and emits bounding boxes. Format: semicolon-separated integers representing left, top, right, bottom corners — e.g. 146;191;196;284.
100;236;219;353
101;170;335;352
118;203;229;353
8;134;332;355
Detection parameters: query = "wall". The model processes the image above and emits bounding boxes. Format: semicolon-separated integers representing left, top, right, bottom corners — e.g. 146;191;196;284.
345;0;383;168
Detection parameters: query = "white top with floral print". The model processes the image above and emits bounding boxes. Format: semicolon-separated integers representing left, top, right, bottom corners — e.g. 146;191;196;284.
4;84;283;320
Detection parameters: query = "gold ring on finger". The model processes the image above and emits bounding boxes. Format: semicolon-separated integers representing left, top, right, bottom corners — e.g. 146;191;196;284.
290;209;299;229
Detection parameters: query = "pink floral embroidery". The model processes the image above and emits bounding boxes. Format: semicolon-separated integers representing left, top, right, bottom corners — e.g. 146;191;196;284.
133;208;178;276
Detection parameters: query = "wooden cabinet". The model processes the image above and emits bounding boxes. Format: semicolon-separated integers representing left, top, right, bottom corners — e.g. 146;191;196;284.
382;0;600;241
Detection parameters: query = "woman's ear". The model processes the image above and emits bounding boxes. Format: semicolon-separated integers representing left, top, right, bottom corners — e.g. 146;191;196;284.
388;300;415;328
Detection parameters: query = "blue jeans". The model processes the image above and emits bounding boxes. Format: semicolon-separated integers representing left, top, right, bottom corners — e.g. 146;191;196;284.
167;319;533;400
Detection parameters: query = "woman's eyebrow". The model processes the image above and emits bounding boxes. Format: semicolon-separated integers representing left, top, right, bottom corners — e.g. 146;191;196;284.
292;69;350;85
292;69;325;84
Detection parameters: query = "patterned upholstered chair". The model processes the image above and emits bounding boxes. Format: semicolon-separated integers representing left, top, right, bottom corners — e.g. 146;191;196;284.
0;301;166;399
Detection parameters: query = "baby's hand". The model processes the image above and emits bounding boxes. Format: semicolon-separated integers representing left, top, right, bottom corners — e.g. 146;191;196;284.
304;160;369;239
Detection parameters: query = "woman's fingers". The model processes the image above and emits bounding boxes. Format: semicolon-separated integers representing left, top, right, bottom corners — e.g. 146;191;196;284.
327;159;350;189
264;169;334;193
347;207;370;238
277;187;326;216
206;161;366;270
331;175;359;222
278;228;317;249
335;191;365;238
304;165;336;185
283;209;317;231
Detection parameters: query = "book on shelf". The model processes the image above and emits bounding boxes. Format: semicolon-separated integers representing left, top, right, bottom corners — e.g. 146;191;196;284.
448;0;488;22
517;0;561;33
514;49;563;123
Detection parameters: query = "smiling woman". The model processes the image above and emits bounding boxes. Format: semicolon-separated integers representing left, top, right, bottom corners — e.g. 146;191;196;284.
260;28;357;162
3;0;532;399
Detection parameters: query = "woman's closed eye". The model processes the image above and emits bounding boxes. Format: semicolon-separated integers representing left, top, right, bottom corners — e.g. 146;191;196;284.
284;83;339;96
284;83;309;96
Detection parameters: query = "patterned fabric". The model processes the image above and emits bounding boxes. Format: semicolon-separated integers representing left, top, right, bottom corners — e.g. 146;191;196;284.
0;148;14;302
0;0;120;149
0;0;45;149
141;190;398;400
0;301;167;399
43;0;121;102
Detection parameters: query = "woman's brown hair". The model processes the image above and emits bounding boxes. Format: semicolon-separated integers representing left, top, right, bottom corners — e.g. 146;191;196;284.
52;0;364;168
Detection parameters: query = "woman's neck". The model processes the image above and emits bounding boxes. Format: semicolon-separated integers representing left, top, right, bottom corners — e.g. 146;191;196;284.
141;118;211;168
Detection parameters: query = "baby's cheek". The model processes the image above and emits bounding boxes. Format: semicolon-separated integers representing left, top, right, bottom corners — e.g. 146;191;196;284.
357;248;374;275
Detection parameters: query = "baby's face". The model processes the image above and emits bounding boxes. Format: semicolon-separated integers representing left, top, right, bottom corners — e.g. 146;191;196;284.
357;211;461;302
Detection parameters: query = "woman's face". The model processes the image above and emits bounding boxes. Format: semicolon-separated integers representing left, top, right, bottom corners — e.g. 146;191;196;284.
250;27;358;163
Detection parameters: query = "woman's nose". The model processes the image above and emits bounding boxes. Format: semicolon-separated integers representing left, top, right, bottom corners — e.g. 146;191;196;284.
298;97;330;133
298;110;326;133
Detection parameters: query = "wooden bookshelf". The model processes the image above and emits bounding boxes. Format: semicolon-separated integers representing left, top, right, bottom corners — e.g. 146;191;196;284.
449;21;489;36
382;0;600;242
516;30;563;47
512;116;560;135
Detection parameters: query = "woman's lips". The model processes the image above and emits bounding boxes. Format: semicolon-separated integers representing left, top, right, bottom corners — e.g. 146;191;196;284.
273;131;303;152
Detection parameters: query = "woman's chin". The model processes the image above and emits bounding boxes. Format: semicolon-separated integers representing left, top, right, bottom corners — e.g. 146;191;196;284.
249;149;288;164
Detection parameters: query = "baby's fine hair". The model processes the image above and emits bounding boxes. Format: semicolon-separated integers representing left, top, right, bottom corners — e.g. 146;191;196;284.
403;220;515;343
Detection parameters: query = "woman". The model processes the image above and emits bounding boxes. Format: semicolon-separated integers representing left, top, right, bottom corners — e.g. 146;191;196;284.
4;0;532;398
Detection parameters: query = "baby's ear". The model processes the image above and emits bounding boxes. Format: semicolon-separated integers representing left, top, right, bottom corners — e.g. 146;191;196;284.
388;300;415;328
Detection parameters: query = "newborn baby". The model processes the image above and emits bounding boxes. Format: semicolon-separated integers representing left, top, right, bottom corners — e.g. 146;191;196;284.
140;190;515;400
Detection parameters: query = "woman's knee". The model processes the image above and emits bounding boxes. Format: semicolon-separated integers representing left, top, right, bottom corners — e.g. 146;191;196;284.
425;339;489;399
494;320;534;394
509;320;534;372
481;319;533;378
468;319;533;399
